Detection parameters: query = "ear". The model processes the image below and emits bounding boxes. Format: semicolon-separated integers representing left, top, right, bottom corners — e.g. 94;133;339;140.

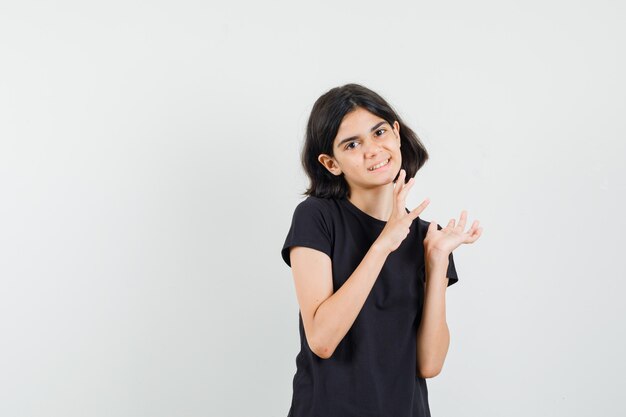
318;154;342;176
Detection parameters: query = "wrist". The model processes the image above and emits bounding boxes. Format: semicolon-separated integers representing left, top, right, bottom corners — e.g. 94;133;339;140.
424;257;450;289
425;247;449;265
371;240;392;257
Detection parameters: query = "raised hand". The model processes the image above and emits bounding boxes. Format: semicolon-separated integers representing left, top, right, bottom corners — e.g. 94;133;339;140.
375;169;430;254
423;210;482;258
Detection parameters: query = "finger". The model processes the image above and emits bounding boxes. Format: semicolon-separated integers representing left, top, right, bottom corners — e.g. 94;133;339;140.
457;210;468;230
465;227;482;243
446;218;455;229
394;169;406;197
395;175;411;215
468;222;481;236
398;177;415;203
408;198;430;219
465;220;479;235
396;169;406;189
392;170;406;215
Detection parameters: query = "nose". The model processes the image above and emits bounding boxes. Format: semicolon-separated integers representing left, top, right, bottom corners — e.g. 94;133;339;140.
363;137;383;157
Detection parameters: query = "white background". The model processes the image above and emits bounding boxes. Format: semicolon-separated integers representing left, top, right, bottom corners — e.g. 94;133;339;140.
1;1;624;416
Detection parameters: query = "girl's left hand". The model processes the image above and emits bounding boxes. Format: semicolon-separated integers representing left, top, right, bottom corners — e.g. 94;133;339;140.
423;210;482;257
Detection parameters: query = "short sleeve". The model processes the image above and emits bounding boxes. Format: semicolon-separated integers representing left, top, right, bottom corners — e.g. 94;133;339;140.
281;198;333;268
445;251;459;287
437;223;459;287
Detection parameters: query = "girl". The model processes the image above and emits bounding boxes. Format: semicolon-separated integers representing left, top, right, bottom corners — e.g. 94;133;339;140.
281;83;482;417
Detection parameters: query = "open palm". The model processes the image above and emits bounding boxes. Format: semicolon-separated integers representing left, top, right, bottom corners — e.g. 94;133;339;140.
423;210;482;256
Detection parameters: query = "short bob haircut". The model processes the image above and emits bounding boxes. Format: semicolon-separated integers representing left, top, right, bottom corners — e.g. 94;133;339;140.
301;83;429;199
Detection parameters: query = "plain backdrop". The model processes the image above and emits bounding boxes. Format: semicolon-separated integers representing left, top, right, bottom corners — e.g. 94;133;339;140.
1;1;625;416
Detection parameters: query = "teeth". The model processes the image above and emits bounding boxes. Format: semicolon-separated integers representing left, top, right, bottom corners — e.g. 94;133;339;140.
369;159;389;171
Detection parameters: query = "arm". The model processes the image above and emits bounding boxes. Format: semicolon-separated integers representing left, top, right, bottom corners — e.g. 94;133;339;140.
416;251;450;378
290;242;390;359
417;210;482;377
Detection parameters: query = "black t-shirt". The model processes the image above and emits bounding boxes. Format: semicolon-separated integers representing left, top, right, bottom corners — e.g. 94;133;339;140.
281;196;459;417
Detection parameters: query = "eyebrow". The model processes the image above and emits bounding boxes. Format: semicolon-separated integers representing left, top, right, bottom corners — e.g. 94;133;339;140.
336;121;388;148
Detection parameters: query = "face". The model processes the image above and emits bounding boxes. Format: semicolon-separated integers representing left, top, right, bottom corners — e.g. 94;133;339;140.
318;107;402;194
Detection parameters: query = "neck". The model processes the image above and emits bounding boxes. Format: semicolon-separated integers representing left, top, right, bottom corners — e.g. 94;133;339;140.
347;182;396;222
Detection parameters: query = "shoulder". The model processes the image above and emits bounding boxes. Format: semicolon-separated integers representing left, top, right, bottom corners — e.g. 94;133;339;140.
293;195;336;217
282;196;336;266
290;196;338;233
415;217;444;236
416;217;443;228
415;217;430;230
298;195;334;208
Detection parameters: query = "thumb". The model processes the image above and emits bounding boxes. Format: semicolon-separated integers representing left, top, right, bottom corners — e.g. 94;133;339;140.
428;221;438;233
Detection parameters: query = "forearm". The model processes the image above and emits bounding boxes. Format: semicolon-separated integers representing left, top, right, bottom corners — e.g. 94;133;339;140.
312;243;390;358
416;254;450;377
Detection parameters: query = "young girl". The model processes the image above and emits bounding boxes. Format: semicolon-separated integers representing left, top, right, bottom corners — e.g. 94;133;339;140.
281;83;482;417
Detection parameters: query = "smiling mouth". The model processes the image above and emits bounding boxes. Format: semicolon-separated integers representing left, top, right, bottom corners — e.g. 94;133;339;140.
368;158;390;171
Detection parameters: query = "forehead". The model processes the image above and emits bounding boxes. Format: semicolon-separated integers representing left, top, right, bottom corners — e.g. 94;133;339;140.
334;108;387;143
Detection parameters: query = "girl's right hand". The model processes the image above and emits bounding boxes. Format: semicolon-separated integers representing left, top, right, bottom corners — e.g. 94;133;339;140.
375;169;430;254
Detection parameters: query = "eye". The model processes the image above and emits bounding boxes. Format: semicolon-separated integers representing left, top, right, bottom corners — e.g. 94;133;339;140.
375;128;386;136
345;141;359;150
